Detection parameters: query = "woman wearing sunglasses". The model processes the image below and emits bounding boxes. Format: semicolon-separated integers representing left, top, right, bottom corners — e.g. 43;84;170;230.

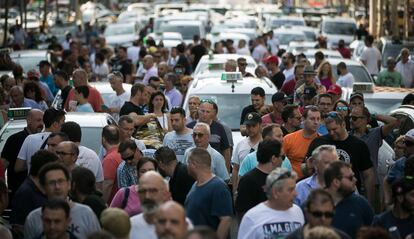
334;100;351;131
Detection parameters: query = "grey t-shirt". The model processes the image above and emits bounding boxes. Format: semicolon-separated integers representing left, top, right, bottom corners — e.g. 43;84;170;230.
163;130;194;163
24;202;101;239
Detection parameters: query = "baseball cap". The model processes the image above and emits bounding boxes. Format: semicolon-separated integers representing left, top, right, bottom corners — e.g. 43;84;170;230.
27;69;40;80
244;112;262;125
303;66;316;75
392;177;414;196
303;87;317;98
350;92;364;101
405;129;414;141
327;84;342;96
272;92;287;103
263;55;279;65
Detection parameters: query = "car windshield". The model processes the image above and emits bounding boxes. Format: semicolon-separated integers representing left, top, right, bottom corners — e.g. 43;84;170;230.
11;56;46;73
159;24;200;39
303;31;316;41
277;33;306;45
364;98;402;115
195;62;256;76
0;127;20;152
332;65;372;83
195;94;272;130
382;44;404;67
104;25;134;36
324;22;356;35
271;19;304;28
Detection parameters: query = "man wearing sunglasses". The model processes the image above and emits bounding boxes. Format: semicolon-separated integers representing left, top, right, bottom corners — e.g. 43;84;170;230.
287;189;351;239
117;139;142;188
238;168;304;239
324;161;374;239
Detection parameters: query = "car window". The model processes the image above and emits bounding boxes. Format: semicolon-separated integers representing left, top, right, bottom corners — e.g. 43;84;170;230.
323;22;356;35
364;98;402;115
331;65;372;83
81;127;104;153
276;33;306;45
193;94;272;130
271;19;304;28
104;25;135;36
159;24;201;39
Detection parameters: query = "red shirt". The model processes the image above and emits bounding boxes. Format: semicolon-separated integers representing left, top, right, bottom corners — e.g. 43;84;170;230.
280;79;296;96
337;47;351;59
64;86;104;112
103;146;122;204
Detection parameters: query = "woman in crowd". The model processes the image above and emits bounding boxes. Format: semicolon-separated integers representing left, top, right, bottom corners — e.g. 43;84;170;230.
317;61;336;89
148;91;171;133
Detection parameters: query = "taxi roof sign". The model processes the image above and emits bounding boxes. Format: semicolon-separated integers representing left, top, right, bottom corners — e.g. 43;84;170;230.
221;72;242;82
7;107;31;120
353;82;374;93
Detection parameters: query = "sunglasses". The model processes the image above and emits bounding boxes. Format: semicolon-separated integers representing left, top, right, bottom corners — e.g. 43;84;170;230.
350;116;365;121
192;133;205;138
310;211;335;218
336;106;348;111
404;140;414;147
122;155;135;161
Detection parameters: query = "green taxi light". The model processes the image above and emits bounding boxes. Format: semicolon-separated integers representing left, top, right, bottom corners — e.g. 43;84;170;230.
8;107;31;120
353;83;374;93
221;72;242;82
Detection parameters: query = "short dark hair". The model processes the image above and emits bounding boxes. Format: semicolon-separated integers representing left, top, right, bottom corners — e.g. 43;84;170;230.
365;35;374;45
256;139;282;164
282;104;299;123
148;91;168;113
118;139;137;154
324;161;351;188
39;162;71;186
75;85;89;98
185;226;219;239
60;121;82;142
48;132;69;142
170;107;186;117
154;146;177;165
118;115;134;125
137;157;158;172
71;167;96;195
317;93;333;104
314;51;325;60
42;198;70;218
102;125;120;145
337;62;347;70
304;188;334;211
262;124;282;139
54;70;69;82
95;52;105;62
39;60;51;68
30;150;60;176
131;83;145;97
251;87;265;97
303;106;321;119
43;108;66;128
148;76;161;84
118;46;127;53
176;43;185;53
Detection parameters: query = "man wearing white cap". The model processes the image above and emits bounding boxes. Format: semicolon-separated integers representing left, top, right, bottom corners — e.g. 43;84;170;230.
386;129;414;185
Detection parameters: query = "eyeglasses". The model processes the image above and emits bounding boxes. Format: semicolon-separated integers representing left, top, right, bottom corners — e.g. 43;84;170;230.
56;151;74;156
341;174;355;181
122;155;135;161
350;116;365;121
192;133;205;138
47;178;68;187
404;140;414;147
310;210;335;218
336;106;348;111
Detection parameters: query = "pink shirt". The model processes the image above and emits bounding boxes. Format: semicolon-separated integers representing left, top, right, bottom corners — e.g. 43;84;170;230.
261;113;283;127
110;185;142;217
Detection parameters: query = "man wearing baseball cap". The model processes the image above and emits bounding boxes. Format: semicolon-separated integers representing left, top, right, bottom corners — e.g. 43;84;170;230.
327;84;342;103
387;129;414;185
261;92;287;126
349;92;379;128
295;66;326;105
264;55;285;89
373;177;414;239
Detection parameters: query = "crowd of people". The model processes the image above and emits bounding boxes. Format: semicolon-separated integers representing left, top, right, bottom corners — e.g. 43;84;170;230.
0;21;413;239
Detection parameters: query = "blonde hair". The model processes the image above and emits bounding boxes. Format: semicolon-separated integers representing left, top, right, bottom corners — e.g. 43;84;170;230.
317;61;336;85
100;208;131;238
305;226;340;239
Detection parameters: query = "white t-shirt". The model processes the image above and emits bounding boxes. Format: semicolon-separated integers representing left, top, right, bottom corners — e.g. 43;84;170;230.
231;137;259;166
17;132;51;172
267;38;280;55
24;202;101;239
252;44;268;63
163;130;194;163
396;60;414;88
77;145;104;182
236;47;251;56
238;202;304;239
108;91;130;121
127;46;140;63
337;72;355;88
93;63;109;79
130;213;157;239
283;67;295;81
360;46;382;75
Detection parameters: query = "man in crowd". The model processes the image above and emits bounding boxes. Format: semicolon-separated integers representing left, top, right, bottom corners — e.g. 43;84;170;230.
15;108;66;173
324;161;374;238
24;162;101;238
55;141;79;170
185;148;233;239
183;122;229;181
360;35;382;76
154;147;195;205
107;72;131;121
282;52;296;81
238;168;304;239
396;48;414;88
163;107;194;162
284;106;321;179
376;57;403;87
336;62;354;88
240;87;266;135
111;46;133;83
155;201;189;239
9;86;42;109
40;199;76;239
281;104;302;136
237;57;253;77
264;55;285;89
164;73;183;108
53;70;72;110
307;112;375;205
261;92;287;126
236;140;284;218
117;139;141;188
39;60;58;96
142;55;158;85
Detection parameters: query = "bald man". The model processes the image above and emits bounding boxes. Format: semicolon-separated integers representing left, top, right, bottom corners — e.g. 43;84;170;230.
64;69;104;112
157;61;169;79
1;109;44;194
142;55;158;85
155;201;188;239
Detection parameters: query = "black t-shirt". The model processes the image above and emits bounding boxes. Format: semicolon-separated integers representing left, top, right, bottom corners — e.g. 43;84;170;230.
61;85;72;110
372;210;414;239
120;101;144;117
1;129;29;193
187;120;230;153
170;162;195;206
82;193;107;220
307;135;373;191
270;71;286;90
240;105;258;125
111;59;133;82
235;168;267;216
191;44;207;70
177;54;192;75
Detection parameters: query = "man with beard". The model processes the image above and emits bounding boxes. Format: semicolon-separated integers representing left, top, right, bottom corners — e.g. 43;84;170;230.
240;87;266;136
372;177;414;239
324;161;374;239
155;201;189;239
129;171;171;239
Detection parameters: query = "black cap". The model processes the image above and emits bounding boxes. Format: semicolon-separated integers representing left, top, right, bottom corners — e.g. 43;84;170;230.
244;112;262;125
392;177;414;196
303;87;317;98
272;92;287;103
350;92;364;101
